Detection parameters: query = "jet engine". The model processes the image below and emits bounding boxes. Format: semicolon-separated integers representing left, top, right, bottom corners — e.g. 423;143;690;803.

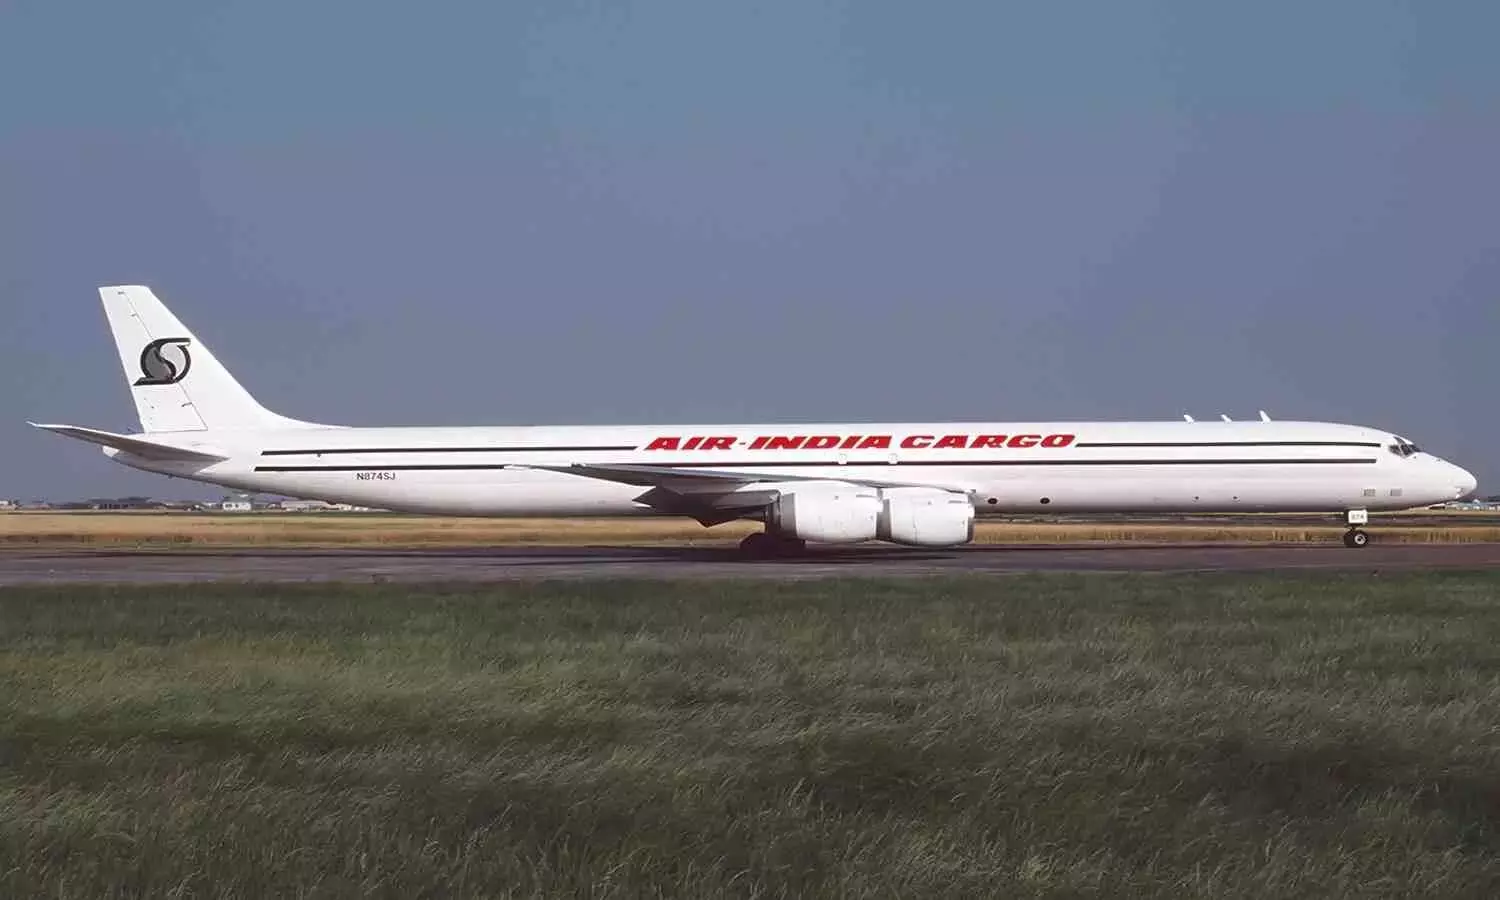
876;487;975;546
766;482;882;543
765;482;974;546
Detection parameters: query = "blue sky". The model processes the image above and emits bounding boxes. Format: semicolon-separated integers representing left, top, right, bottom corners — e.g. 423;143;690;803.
2;0;1497;499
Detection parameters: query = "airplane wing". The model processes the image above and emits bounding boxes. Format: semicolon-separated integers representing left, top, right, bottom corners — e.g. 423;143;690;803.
515;461;932;490
30;423;228;463
513;462;964;526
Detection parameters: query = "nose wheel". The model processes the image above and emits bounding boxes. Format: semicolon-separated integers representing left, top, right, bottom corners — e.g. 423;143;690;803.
1342;508;1370;548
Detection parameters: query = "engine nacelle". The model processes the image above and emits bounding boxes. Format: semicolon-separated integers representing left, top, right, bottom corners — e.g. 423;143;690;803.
876;487;975;546
767;482;881;543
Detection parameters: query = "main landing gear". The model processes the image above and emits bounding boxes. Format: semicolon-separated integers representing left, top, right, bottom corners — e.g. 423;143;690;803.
738;531;807;559
1343;508;1370;549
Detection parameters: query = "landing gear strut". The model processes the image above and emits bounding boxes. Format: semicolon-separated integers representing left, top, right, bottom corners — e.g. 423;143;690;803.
738;531;807;559
1343;508;1370;549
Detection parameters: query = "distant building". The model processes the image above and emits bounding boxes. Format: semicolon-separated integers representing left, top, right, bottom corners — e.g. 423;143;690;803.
1435;499;1500;511
273;498;378;512
85;496;160;511
277;499;336;512
220;493;254;513
0;500;16;510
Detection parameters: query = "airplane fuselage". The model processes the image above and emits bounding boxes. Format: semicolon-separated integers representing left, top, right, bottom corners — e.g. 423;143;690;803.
111;419;1475;517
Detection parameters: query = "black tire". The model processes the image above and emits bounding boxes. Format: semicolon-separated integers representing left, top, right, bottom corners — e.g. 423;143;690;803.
739;532;774;557
773;535;808;556
739;532;808;558
1343;529;1369;548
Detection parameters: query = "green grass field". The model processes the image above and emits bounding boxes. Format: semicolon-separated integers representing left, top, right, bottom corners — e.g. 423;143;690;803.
4;573;1500;898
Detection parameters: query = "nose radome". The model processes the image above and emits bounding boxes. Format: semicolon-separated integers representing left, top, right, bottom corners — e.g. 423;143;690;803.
1454;465;1478;499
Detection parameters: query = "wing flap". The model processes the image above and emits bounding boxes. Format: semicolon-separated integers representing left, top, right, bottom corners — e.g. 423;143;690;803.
513;461;955;525
514;462;847;525
31;423;228;463
513;462;752;489
516;462;921;490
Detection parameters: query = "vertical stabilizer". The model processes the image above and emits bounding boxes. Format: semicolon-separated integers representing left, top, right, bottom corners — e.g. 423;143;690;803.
100;285;318;433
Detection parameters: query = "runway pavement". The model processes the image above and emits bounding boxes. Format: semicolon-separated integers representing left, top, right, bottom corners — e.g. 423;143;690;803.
2;542;1499;585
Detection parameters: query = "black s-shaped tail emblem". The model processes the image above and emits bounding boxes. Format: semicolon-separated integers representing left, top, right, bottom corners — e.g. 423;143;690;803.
135;337;193;386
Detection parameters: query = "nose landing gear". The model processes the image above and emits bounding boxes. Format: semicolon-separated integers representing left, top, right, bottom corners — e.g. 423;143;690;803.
1343;508;1370;548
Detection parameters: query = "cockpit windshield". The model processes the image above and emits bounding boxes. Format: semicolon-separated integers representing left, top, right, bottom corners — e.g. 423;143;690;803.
1387;437;1422;458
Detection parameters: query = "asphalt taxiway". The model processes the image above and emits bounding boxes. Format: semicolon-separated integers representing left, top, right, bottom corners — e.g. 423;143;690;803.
1;542;1498;585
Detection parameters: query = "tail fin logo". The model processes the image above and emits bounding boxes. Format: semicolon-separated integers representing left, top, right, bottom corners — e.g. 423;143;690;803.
134;337;193;386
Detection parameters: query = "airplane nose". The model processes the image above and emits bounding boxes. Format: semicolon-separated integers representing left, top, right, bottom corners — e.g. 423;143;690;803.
1455;465;1478;499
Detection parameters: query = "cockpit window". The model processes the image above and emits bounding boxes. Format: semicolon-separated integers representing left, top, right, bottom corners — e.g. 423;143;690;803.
1387;440;1422;458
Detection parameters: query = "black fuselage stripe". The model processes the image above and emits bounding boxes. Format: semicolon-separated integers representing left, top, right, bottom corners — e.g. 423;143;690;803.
261;445;639;456
263;440;1386;456
1076;441;1384;448
254;458;1379;473
258;464;517;472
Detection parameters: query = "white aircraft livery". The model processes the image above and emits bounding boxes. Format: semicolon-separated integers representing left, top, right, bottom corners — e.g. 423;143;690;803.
35;286;1478;553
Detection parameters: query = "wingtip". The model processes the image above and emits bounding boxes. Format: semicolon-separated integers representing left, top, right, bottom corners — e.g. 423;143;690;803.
30;422;84;438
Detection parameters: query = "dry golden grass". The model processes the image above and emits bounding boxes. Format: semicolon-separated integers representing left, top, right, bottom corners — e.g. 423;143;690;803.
0;513;745;547
1;511;1497;547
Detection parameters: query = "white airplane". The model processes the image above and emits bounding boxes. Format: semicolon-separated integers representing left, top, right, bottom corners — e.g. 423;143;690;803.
34;286;1477;553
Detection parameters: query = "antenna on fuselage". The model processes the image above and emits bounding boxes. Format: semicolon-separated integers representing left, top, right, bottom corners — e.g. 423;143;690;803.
1220;414;1232;422
1259;410;1272;422
1183;414;1195;423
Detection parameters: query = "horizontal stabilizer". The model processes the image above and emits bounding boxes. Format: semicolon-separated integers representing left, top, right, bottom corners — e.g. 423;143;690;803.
30;423;228;463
